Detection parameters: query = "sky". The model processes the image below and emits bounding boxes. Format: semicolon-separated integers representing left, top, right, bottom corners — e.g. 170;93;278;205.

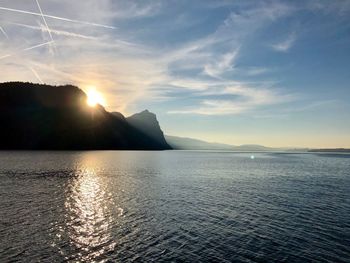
0;0;349;148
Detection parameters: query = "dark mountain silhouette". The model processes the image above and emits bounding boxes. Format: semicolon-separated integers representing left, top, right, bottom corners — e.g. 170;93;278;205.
126;110;170;149
111;112;126;121
0;82;171;150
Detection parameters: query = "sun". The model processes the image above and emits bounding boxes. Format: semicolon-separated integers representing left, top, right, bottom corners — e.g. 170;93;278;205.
86;87;106;107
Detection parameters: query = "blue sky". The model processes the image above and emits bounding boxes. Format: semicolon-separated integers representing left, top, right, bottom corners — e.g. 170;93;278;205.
0;0;349;147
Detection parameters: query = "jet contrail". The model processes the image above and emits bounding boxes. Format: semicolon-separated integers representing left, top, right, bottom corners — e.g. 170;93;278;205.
0;25;9;39
23;41;54;51
29;66;44;84
35;0;54;43
0;6;115;29
11;22;97;40
0;54;11;60
0;41;54;60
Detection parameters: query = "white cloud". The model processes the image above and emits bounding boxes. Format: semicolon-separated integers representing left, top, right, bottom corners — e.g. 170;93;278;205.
271;32;296;52
10;22;98;40
0;1;297;115
169;84;295;115
244;67;269;76
29;66;44;84
110;1;162;19
203;49;239;78
0;25;9;39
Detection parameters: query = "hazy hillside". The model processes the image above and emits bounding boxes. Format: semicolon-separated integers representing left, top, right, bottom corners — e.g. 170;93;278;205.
165;135;306;152
165;135;234;150
308;148;350;153
233;144;274;151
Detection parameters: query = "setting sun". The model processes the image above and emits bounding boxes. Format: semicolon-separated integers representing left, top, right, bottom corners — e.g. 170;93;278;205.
86;88;106;107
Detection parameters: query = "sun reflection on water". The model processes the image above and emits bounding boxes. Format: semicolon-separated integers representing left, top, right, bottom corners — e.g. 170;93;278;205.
63;165;117;261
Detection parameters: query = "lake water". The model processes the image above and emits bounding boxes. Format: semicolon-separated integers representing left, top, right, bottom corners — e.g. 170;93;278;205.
0;151;350;262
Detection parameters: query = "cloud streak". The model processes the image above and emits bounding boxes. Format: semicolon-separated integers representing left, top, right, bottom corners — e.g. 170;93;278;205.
271;32;296;52
29;66;44;84
35;0;53;42
10;22;98;40
0;6;115;29
203;49;239;78
0;41;54;60
169;84;295;115
0;25;9;39
1;0;345;119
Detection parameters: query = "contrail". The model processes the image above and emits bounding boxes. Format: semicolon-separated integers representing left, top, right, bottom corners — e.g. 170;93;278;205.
23;41;54;52
0;6;115;29
0;25;9;39
29;66;44;84
10;22;97;40
0;41;54;60
35;0;54;43
0;54;11;60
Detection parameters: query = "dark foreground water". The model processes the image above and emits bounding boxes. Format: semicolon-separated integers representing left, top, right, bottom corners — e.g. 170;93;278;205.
0;151;350;262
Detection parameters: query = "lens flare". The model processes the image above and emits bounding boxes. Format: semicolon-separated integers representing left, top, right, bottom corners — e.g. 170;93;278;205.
86;88;105;107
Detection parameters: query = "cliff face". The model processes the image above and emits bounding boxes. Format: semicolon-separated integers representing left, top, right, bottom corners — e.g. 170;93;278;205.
0;82;171;150
126;110;171;149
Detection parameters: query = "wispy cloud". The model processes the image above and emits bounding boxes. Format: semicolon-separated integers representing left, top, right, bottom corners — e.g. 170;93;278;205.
0;1;296;116
111;1;162;19
169;84;295;115
0;6;115;29
0;41;54;60
0;25;9;39
1;0;346;119
10;22;98;40
203;49;239;78
271;32;296;52
29;66;44;84
35;0;53;42
155;2;297;115
35;0;55;55
244;67;269;76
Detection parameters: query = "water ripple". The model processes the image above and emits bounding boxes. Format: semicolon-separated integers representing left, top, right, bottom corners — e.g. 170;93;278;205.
0;151;350;262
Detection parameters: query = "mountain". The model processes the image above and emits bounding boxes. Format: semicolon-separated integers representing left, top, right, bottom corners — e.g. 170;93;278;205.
165;135;234;150
0;82;171;150
111;112;126;121
232;144;274;151
309;148;350;153
127;110;171;149
165;135;303;152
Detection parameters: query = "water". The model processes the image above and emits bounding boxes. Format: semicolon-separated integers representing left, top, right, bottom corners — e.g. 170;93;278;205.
0;151;350;262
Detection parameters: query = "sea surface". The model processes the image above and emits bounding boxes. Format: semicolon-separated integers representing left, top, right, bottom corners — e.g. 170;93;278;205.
0;151;350;262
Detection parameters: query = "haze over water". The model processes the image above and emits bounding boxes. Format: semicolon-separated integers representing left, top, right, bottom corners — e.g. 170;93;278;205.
0;151;349;262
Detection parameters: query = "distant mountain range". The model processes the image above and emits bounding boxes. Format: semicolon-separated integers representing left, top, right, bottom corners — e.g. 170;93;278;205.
165;135;273;151
165;135;309;152
0;82;171;150
308;148;350;153
165;135;234;150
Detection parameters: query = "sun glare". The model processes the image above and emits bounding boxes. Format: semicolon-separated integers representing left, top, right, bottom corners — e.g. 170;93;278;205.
86;88;105;107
